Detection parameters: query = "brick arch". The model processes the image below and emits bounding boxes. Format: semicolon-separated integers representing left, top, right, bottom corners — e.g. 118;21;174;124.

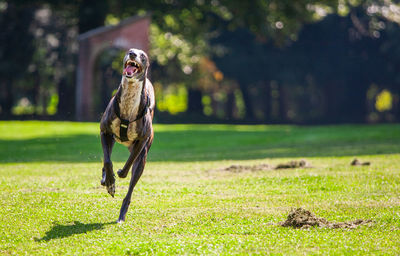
76;15;150;121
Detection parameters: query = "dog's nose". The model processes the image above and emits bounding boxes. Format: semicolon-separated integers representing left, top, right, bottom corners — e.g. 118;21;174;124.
129;51;136;59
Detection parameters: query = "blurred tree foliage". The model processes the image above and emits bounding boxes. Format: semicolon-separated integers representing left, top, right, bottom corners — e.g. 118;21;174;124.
0;0;399;123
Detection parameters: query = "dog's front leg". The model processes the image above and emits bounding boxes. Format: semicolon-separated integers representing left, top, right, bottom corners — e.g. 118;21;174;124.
100;131;116;197
116;140;139;179
117;138;149;223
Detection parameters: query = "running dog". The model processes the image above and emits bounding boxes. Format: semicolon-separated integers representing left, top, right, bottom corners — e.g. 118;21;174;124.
100;48;155;223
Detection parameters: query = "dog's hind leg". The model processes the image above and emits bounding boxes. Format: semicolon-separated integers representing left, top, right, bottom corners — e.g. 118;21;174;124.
100;131;116;197
117;139;151;223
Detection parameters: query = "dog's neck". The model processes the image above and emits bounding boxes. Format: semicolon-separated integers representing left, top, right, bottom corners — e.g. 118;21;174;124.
117;76;144;119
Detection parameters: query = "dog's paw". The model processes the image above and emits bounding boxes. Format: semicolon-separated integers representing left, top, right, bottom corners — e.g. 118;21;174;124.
101;163;113;186
117;169;128;178
102;165;115;197
107;183;115;197
105;173;116;197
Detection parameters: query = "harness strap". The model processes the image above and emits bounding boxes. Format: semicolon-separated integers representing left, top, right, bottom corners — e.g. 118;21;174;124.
114;95;150;142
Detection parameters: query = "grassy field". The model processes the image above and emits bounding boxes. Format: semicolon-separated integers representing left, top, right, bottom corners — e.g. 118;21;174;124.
0;121;399;255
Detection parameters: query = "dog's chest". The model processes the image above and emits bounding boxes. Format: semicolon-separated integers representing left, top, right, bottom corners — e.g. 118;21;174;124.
110;81;143;146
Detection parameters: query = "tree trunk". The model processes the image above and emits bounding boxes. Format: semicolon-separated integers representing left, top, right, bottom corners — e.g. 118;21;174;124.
32;70;40;113
187;88;203;115
238;81;255;120
57;76;75;119
1;80;13;117
225;90;235;120
263;81;271;122
324;82;338;123
346;77;368;123
394;87;400;122
278;84;286;122
0;4;35;118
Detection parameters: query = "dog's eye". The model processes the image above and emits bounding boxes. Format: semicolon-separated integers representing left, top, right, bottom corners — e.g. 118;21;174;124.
140;54;146;63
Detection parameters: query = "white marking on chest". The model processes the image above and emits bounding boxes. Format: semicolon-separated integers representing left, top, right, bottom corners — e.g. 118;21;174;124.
110;78;143;146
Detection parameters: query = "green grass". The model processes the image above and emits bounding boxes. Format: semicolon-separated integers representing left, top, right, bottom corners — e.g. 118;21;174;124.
0;121;399;255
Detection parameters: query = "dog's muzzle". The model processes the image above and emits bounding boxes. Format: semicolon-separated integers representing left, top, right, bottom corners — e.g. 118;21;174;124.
123;59;141;78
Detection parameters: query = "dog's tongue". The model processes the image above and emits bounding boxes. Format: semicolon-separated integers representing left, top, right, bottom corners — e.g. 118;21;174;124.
123;65;137;76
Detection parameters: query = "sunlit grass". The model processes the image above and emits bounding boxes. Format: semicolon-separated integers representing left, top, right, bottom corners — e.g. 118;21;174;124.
0;121;399;255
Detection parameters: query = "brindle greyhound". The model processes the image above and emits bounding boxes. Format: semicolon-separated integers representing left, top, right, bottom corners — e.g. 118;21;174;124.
100;48;155;223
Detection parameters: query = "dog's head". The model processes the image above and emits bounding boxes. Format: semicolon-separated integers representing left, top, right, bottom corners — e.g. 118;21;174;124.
122;48;149;81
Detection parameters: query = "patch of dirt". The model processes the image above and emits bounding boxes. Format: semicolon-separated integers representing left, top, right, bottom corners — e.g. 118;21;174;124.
351;158;371;166
221;164;272;173
275;160;311;169
279;208;372;229
219;160;311;172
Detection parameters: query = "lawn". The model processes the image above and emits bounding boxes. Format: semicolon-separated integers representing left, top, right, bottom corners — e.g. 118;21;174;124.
0;121;399;255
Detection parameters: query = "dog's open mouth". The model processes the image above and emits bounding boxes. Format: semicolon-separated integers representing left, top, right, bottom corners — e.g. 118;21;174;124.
123;60;142;78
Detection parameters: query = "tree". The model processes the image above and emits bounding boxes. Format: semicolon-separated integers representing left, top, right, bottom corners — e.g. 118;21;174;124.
0;2;36;117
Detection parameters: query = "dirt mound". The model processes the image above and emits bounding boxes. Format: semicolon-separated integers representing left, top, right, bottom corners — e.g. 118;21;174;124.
221;164;272;172
220;157;372;173
280;208;372;229
275;160;311;169
220;160;311;172
351;158;371;166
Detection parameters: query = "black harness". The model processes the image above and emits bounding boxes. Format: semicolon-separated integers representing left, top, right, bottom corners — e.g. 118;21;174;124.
114;94;150;142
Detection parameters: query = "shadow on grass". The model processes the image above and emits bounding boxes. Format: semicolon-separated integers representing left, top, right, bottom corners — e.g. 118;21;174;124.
35;221;115;242
1;124;399;163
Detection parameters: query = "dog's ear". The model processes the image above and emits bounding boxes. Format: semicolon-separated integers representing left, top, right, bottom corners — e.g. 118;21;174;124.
143;59;150;79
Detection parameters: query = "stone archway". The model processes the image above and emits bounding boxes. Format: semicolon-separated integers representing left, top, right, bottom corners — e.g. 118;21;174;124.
76;15;150;121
